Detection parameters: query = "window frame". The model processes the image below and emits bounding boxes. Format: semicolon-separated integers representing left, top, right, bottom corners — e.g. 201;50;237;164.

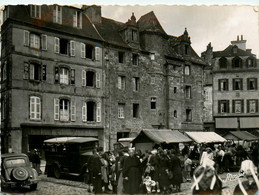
133;77;140;92
30;96;41;120
186;109;192;122
150;97;156;110
233;78;243;91
247;78;257;90
30;5;41;19
218;100;229;113
185;85;191;99
218;79;228;91
118;103;125;119
184;65;190;75
232;99;243;113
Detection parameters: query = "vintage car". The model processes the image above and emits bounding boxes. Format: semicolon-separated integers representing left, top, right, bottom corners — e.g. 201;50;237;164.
43;137;98;179
1;153;39;190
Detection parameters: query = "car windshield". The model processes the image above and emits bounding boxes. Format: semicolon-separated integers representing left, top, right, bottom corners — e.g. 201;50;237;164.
5;158;26;167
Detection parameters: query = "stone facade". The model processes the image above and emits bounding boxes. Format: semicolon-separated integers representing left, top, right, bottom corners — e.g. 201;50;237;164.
1;5;205;153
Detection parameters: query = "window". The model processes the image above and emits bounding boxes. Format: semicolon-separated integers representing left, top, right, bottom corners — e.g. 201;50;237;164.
185;86;191;99
59;99;69;121
54;67;74;85
219;57;228;69
81;44;100;60
185;65;190;75
82;101;101;122
174;87;177;94
24;31;47;50
132;54;138;65
232;57;242;68
118;76;126;90
131;30;137;41
247;78;257;90
218;100;229;113
218;79;228;91
73;10;82;28
30;62;41;81
82;70;101;88
247;100;258;113
233;78;243;90
233;47;238;54
133;77;140;91
30;96;41;120
150;53;155;60
118;52;124;63
133;103;139;118
151;97;156;109
24;62;46;81
174;110;177;118
185;45;189;55
247;57;255;67
54;98;75;121
30;5;41;19
60;68;69;85
54;37;75;56
53;5;62;24
186;109;192;121
204;90;209;101
233;100;243;113
118;103;125;118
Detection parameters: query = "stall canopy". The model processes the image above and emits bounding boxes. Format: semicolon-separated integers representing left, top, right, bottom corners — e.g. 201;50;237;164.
223;131;259;141
185;132;226;143
132;129;192;144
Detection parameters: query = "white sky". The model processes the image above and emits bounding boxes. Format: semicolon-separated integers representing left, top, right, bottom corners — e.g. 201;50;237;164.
1;1;258;56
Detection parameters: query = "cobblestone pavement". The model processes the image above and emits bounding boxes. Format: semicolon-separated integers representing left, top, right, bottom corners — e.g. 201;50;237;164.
1;172;245;195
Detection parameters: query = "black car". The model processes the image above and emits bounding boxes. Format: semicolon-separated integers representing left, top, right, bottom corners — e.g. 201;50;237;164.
1;153;39;190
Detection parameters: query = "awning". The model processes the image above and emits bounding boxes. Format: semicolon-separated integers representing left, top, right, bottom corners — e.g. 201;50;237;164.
240;117;259;128
223;131;258;141
215;118;238;129
185;132;226;143
132;129;192;144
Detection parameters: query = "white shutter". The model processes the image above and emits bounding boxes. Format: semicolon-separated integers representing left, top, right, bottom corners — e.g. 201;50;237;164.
70;41;75;56
29;64;34;80
24;30;30;46
30;96;35;119
53;6;57;23
73;12;77;27
82;70;86;86
96;72;101;88
54;37;60;53
59;7;62;24
41;34;47;50
132;78;136;91
79;12;82;29
54;98;59;120
38;5;41;19
118;76;122;89
96;102;101;122
36;97;41;119
81;43;86;58
82;102;87;122
95;47;101;61
71;100;76;121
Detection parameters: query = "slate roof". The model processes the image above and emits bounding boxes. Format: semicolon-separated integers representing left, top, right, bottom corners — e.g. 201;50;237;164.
213;45;255;58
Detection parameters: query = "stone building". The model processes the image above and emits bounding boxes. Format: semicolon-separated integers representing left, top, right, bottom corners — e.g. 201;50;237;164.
1;4;205;153
202;36;259;134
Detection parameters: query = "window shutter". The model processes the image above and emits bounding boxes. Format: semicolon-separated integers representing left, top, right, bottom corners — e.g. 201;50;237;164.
30;96;35;119
71;69;75;85
218;80;221;91
240;79;243;90
24;30;30;46
42;65;46;81
95;47;101;61
29;63;34;80
96;102;101;122
82;102;87;122
226;100;230;113
54;37;60;53
71;100;76;121
79;12;82;29
96;72;101;88
59;7;62;24
247;100;250;113
255;78;258;90
53;7;57;23
232;100;235;113
81;43;86;58
118;76;121;89
54;98;59;120
70;41;75;56
226;80;229;91
256;100;259;113
41;34;47;50
82;70;86;86
24;62;29;80
73;13;77;27
241;100;244;113
38;5;41;19
247;78;250;90
55;67;59;83
232;79;235;90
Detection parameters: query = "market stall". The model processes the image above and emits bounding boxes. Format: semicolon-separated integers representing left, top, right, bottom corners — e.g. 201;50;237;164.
131;129;192;153
185;131;226;144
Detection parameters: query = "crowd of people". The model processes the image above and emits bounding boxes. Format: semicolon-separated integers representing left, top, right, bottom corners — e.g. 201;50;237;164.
84;142;259;194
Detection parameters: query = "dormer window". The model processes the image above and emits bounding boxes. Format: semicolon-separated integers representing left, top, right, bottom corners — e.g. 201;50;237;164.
73;10;82;29
131;30;137;41
219;57;228;69
233;47;238;54
232;56;242;68
53;5;62;24
185;45;189;55
247;57;255;68
30;5;41;19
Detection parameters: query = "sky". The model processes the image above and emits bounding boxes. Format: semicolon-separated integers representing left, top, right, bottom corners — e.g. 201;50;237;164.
1;1;258;56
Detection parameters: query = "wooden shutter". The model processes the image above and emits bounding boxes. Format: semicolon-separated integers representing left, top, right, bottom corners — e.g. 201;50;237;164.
241;100;244;113
24;62;29;80
71;69;75;85
42;65;46;81
81;43;86;58
30;96;35;119
247;100;250;113
95;47;101;61
232;79;235;90
247;78;250;90
79;12;82;29
54;37;60;53
70;41;75;56
218;80;221;91
255;78;258;90
82;102;87;122
54;67;59;83
71;100;76;121
226;79;229;91
232;100;235;113
53;6;57;23
96;102;101;122
218;101;221;113
73;12;77;27
24;30;29;46
54;98;59;120
240;79;243;90
41;34;47;50
96;72;101;88
226;100;230;113
82;70;86;86
256;100;259;113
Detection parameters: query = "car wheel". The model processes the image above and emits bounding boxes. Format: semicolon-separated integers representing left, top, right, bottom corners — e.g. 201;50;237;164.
12;167;29;181
53;164;61;179
30;183;37;191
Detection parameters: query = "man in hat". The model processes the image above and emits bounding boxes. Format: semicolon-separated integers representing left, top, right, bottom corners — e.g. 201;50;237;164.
90;147;103;194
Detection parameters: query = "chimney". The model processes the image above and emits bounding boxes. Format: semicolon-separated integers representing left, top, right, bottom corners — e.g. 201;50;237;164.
82;5;102;24
237;35;239;41
231;35;247;51
241;35;243;40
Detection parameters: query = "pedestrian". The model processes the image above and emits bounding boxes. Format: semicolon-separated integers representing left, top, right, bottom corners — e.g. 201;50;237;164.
216;145;224;174
169;149;183;193
148;148;160;193
90;147;103;194
158;150;170;193
191;164;223;195
117;147;129;194
31;149;41;175
184;154;192;182
233;160;259;195
122;148;142;194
